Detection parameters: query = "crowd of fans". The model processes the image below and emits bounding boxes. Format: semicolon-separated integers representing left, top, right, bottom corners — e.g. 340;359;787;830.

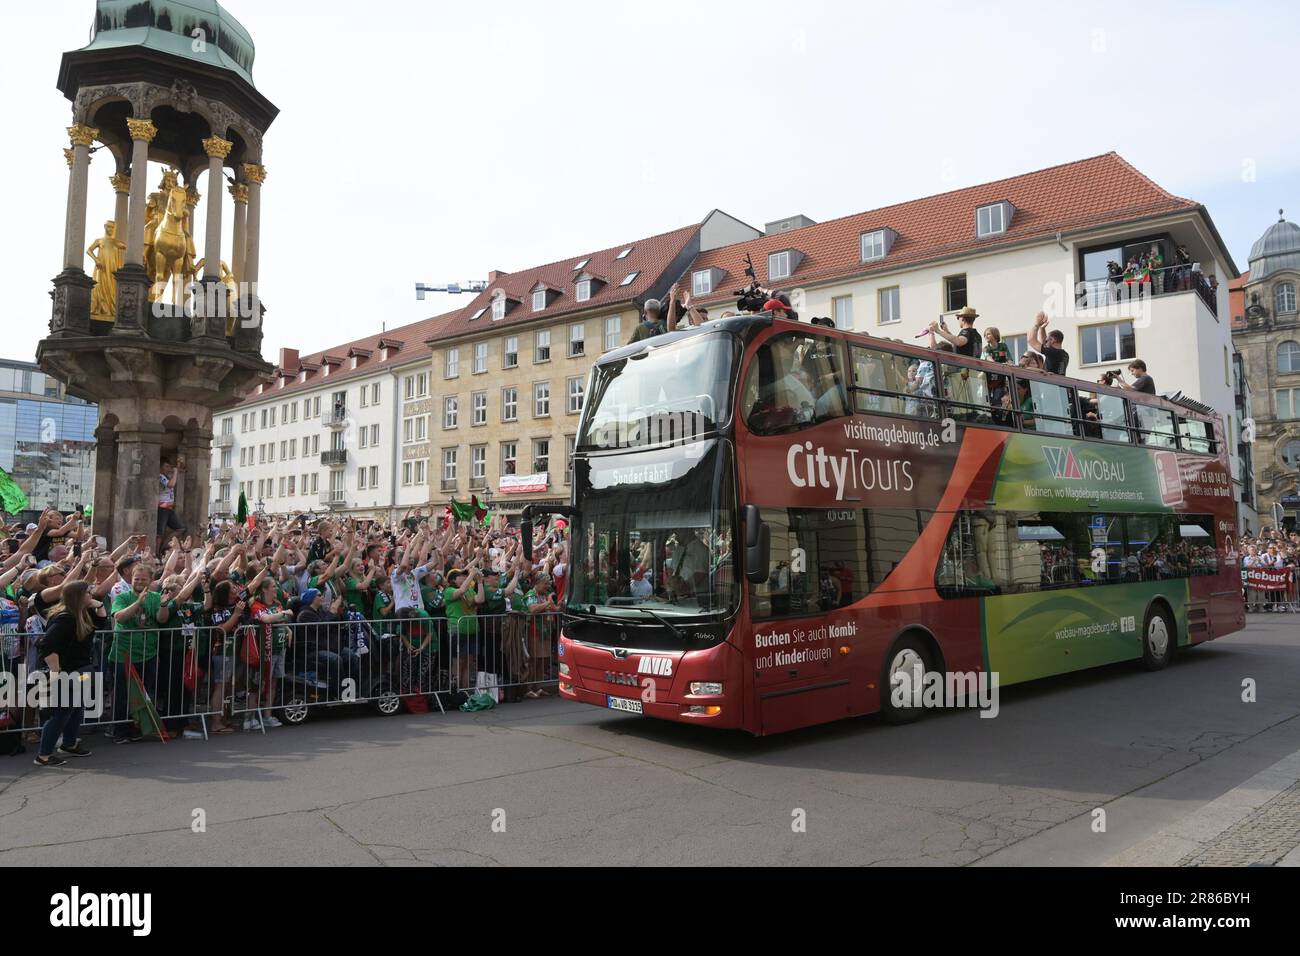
1238;527;1300;611
1;506;569;767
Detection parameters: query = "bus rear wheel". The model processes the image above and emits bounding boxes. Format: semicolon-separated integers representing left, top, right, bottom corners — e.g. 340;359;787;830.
1140;605;1174;671
880;635;930;725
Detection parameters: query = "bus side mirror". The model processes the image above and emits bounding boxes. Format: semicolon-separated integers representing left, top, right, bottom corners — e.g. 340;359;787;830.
743;504;770;585
521;519;534;562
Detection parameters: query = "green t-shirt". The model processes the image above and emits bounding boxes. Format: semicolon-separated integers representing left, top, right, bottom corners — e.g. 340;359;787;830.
443;585;479;636
109;588;162;663
372;590;393;621
484;582;508;615
421;580;445;615
342;576;368;615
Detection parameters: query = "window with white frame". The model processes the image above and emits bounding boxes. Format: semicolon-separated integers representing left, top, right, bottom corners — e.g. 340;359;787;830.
288;476;296;496
402;461;412;485
1276;387;1300;419
860;230;886;262
565;435;575;485
492;296;506;321
311;435;320;455
358;468;368;490
403;375;414;401
313;396;321;417
279;477;286;497
360;388;369;408
576;279;591;302
535;329;551;363
532;289;547;312
416;372;428;397
445;348;459;378
503;336;518;368
977;202;1007;237
832;295;854;330
1277;283;1298;315
472;391;487;426
534;439;550;474
443;396;458;429
534;381;550;417
368;465;378;488
879;286;901;324
371;383;380;406
359;427;368;449
769;251;791;280
473;341;488;373
501;441;517;475
1080;320;1136;365
369;424;379;446
1278;340;1300;374
442;449;457;481
603;316;621;351
692;270;712;296
279;440;287;460
471;445;486;482
502;386;518;421
289;438;297;459
567;376;584;414
569;323;585;357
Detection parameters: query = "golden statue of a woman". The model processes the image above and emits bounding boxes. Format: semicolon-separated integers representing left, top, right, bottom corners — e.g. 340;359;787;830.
87;221;126;323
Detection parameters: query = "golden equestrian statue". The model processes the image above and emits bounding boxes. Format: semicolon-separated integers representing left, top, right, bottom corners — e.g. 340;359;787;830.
150;185;195;306
86;221;126;323
144;169;198;302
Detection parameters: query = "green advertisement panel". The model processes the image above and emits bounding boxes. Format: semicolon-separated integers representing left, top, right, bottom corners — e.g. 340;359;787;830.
983;580;1189;685
992;433;1175;513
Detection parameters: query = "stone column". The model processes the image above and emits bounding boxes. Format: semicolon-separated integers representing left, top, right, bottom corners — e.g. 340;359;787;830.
241;163;266;287
114;118;157;335
51;145;95;337
229;181;249;282
62;124;98;270
201;137;232;280
111;421;165;543
91;422;118;542
110;173;131;238
179;423;215;536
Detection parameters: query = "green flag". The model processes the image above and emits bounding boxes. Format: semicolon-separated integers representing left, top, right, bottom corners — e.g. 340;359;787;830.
0;467;28;516
126;662;168;741
236;489;249;523
449;496;490;525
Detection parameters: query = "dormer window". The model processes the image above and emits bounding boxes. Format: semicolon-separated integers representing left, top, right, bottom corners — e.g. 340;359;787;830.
692;270;713;296
976;201;1013;238
575;279;591;302
532;289;547;312
860;228;897;262
620;271;639;287
492;296;506;321
767;250;804;281
616;247;633;260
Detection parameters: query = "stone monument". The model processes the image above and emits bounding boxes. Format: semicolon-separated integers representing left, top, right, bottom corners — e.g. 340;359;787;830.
37;1;278;544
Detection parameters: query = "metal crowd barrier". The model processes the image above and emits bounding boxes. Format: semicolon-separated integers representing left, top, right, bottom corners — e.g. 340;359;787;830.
1242;566;1299;613
2;611;564;744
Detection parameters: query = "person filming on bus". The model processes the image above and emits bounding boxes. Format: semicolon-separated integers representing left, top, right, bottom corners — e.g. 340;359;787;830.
929;306;980;357
1107;359;1156;395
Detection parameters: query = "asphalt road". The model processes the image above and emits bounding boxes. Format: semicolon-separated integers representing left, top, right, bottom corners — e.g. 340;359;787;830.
2;616;1298;866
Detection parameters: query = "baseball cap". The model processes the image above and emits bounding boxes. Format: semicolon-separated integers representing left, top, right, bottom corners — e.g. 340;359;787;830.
301;588;321;605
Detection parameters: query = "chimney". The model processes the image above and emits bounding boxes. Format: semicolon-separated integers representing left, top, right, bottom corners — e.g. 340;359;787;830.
488;270;509;283
279;347;300;372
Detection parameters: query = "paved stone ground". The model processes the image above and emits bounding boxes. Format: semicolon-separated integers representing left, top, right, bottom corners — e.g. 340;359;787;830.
1;616;1297;866
1179;779;1300;866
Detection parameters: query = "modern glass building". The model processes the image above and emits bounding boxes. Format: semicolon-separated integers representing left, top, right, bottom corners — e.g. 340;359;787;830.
0;359;97;517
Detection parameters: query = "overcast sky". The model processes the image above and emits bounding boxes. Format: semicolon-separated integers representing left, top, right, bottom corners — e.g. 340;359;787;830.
4;0;1298;363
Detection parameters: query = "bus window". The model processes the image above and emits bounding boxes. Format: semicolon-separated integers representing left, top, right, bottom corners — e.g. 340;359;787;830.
1174;513;1218;576
1134;404;1177;448
937;511;1015;595
1022;380;1077;436
1178;418;1215;454
850;346;937;419
753;508;867;619
1094;393;1130;443
742;332;848;435
941;363;993;425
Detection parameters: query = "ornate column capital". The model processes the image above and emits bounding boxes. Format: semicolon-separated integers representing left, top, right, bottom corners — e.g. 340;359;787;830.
67;124;99;147
125;118;158;143
202;136;234;160
242;163;268;185
229;182;250;204
110;173;132;194
63;148;75;169
186;187;202;208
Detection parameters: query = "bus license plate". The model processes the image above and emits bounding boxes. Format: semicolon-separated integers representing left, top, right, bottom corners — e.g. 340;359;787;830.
607;696;643;715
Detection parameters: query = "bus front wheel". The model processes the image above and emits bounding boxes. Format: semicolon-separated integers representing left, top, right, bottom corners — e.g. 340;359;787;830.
880;635;931;725
1140;605;1174;671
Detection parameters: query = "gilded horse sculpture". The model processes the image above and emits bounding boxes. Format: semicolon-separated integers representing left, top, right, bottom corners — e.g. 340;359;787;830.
151;186;193;306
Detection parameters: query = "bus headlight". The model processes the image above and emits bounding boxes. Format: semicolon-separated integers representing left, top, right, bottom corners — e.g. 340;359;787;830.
689;681;723;696
559;662;570;677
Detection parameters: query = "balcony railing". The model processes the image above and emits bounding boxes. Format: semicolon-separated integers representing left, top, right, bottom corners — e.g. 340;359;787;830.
321;449;348;467
318;490;345;507
326;407;349;428
214;433;235;449
1075;264;1218;317
211;466;235;482
211;498;232;515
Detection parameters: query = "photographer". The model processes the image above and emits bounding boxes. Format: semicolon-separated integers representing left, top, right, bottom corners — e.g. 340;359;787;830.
930;307;980;357
1103;360;1156;394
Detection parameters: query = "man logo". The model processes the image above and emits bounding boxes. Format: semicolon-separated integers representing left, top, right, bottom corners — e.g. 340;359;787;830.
1042;445;1083;480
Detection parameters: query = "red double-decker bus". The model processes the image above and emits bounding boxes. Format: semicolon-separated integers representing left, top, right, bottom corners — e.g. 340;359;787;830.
527;314;1243;735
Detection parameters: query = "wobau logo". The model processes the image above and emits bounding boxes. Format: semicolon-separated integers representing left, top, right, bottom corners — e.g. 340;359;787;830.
50;886;151;937
1042;445;1126;482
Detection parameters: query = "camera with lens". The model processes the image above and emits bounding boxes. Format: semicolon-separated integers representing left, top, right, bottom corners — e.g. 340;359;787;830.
1100;369;1121;386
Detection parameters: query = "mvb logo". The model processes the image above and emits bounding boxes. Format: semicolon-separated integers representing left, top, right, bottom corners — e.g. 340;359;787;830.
1042;445;1127;482
49;886;151;936
637;656;673;677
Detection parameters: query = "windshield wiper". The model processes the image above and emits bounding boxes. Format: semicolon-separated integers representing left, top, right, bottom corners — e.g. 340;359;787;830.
620;606;684;640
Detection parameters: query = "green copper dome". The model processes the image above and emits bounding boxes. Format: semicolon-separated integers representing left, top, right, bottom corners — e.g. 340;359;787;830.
82;0;257;86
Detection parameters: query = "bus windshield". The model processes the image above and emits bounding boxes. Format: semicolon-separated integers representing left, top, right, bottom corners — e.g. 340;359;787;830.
568;440;738;619
579;331;736;451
